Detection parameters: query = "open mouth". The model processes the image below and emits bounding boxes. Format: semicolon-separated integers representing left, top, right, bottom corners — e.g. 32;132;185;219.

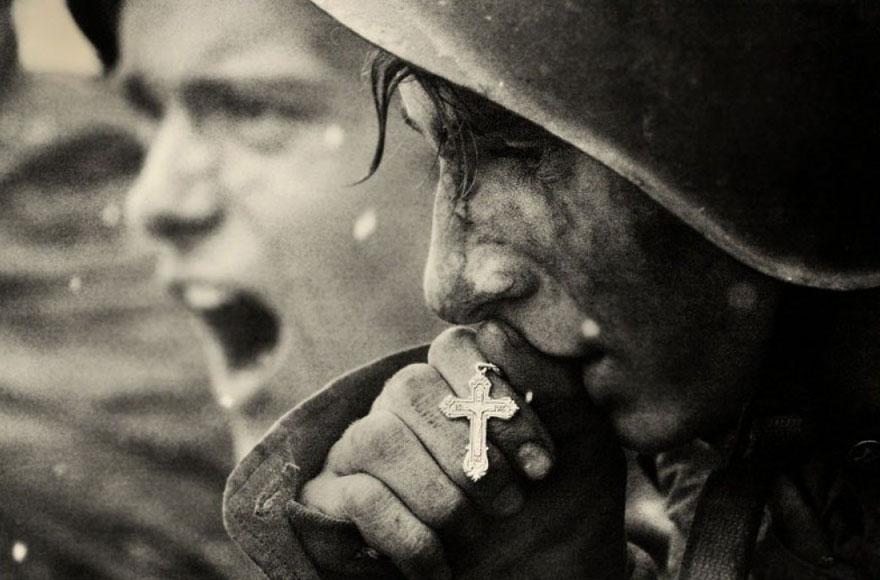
200;292;280;371
177;284;284;402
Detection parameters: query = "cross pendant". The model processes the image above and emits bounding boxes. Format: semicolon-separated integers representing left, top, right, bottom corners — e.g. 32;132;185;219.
439;363;519;481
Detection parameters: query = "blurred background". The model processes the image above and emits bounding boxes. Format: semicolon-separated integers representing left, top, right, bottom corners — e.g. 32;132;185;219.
2;1;252;577
14;0;102;76
1;0;443;577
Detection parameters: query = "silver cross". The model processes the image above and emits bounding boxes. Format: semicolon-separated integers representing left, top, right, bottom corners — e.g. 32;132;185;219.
439;363;518;481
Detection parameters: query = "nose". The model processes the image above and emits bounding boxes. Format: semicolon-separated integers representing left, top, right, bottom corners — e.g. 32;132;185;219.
423;210;537;325
126;110;224;250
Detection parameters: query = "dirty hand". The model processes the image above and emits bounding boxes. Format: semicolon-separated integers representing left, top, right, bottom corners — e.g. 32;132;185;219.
300;323;626;579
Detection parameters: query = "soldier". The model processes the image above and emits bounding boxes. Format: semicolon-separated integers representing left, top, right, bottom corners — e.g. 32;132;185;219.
68;0;444;460
223;2;880;579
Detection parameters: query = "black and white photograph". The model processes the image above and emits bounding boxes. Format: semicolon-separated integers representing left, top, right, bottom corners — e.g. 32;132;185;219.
1;1;878;578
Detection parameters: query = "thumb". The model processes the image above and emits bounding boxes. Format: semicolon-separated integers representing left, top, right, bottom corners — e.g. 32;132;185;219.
475;321;596;441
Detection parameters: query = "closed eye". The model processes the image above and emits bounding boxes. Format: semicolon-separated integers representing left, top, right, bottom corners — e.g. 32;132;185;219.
184;82;277;120
479;135;545;161
490;143;544;160
182;79;322;123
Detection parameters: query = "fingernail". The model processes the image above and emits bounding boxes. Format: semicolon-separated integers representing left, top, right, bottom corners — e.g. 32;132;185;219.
518;442;553;480
492;484;525;517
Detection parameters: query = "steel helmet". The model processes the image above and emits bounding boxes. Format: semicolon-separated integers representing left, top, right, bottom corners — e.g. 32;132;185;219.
310;1;880;290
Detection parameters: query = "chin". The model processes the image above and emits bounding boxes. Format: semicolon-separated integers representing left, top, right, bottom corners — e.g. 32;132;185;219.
610;408;701;453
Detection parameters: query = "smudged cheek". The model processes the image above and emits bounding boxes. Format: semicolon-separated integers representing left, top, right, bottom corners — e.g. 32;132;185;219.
467;177;570;262
543;208;649;341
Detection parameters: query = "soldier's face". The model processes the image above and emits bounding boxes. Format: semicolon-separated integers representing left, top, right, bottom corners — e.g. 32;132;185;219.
401;81;783;451
119;0;439;454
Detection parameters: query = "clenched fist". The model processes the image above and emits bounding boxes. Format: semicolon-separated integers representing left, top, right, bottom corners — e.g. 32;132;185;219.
301;323;626;579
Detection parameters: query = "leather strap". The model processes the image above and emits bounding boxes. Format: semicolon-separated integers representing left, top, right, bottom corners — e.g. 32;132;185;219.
677;411;812;580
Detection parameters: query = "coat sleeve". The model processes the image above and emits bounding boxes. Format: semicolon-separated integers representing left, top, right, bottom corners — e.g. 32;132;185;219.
223;343;661;579
222;346;428;580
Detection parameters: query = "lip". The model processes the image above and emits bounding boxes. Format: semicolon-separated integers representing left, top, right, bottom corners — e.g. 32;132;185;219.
483;317;605;403
492;315;604;360
488;317;605;370
167;278;287;407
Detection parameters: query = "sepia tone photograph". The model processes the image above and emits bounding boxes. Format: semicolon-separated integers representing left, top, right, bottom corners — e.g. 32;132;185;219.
1;1;878;578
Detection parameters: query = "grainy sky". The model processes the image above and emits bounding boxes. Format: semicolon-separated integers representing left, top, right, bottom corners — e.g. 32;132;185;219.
13;0;100;75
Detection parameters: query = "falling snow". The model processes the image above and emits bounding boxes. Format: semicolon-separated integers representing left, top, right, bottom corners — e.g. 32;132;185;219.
218;395;234;410
353;208;378;242
524;390;534;404
581;318;601;339
68;275;82;293
12;541;28;563
323;124;346;150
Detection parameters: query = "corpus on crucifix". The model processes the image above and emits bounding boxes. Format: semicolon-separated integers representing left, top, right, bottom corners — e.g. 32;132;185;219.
439;363;519;481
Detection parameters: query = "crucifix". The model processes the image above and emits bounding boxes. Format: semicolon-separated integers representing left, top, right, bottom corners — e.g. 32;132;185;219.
440;362;519;481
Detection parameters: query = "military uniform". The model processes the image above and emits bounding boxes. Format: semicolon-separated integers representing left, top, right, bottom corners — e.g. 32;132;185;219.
67;0;880;577
219;2;880;579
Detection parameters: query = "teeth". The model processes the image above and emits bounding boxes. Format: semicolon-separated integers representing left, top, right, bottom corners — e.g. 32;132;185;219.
183;284;234;311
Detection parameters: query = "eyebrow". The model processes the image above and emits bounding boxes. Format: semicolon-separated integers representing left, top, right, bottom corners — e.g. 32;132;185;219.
121;74;163;119
182;78;333;119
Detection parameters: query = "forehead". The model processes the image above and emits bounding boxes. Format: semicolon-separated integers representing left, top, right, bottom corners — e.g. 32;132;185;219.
119;0;344;84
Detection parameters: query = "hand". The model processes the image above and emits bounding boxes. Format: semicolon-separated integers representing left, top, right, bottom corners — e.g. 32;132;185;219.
301;323;626;579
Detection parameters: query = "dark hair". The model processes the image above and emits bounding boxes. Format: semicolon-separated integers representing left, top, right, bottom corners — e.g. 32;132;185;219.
66;0;122;70
363;49;568;199
363;49;478;197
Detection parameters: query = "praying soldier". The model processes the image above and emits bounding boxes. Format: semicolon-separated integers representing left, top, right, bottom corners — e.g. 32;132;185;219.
221;2;880;579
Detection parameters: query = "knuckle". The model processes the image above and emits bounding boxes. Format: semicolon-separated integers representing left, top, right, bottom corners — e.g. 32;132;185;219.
389;362;434;384
376;363;440;412
405;526;443;564
431;487;469;528
342;475;391;521
326;428;358;474
429;326;476;360
415;474;467;524
334;411;408;471
355;411;408;458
